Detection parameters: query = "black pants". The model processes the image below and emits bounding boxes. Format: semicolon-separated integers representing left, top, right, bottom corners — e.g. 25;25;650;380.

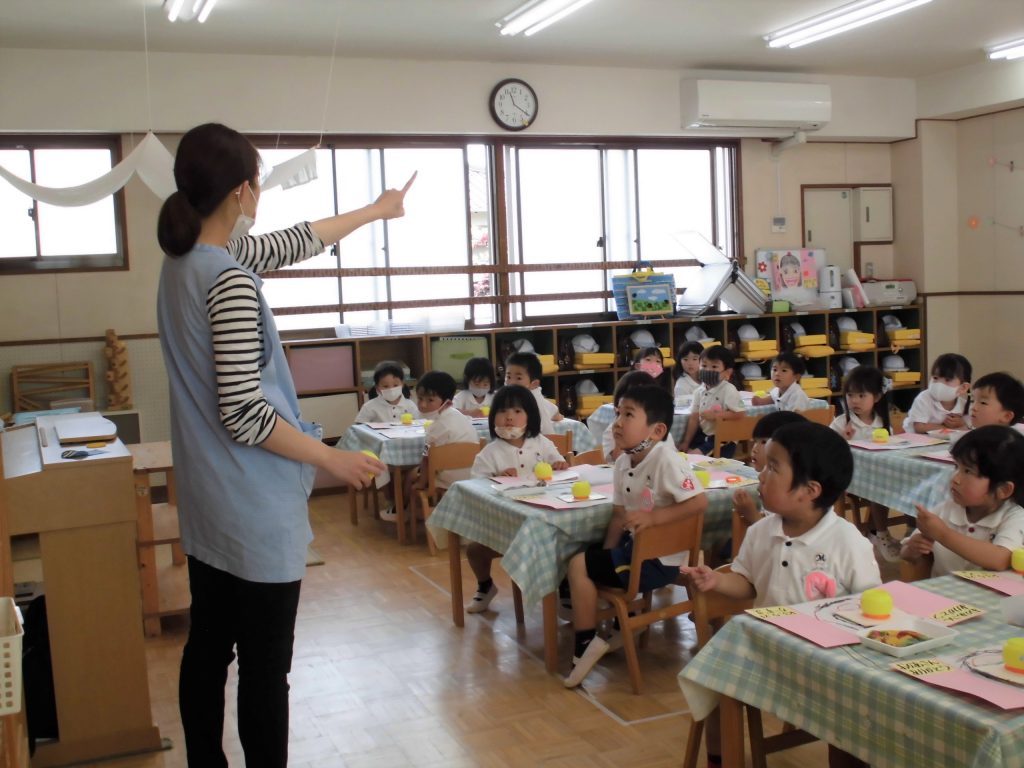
179;556;302;768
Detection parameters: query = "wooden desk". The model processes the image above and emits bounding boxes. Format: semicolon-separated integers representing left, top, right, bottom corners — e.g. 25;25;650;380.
1;418;163;766
128;442;189;637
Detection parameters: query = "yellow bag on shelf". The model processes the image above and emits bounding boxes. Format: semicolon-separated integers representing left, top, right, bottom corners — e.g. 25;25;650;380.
578;394;613;409
796;345;835;357
744;379;772;391
795;334;828;347
740;339;778;353
802;387;833;398
839;331;875;345
574;352;615;368
800;377;829;389
885;371;921;383
888;328;921;341
537;354;559;375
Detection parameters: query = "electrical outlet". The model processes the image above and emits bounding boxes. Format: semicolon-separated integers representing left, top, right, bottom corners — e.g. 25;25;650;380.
864;261;875;278
771;216;786;233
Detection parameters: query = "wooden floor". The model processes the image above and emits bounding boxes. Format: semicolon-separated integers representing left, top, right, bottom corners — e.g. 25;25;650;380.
85;491;841;768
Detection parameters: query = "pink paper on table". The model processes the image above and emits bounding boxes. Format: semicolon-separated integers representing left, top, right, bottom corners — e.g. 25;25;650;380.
747;608;860;648
953;571;1024;597
894;662;1024;710
883;580;985;625
917;449;955;464
849;433;944;451
514;483;613;509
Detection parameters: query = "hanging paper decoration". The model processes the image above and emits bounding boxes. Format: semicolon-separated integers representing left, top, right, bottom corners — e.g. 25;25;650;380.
262;148;318;191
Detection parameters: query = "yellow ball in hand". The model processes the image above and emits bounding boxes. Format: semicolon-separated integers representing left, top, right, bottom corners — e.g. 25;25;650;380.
1012;549;1024;575
571;480;591;500
360;449;379;480
534;461;553;481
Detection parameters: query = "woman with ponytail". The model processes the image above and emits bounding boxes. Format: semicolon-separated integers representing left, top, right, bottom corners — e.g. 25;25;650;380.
157;123;414;768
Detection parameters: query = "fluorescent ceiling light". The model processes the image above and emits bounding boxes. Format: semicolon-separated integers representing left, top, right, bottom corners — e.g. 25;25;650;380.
988;37;1024;61
164;0;217;23
764;0;933;49
497;0;597;37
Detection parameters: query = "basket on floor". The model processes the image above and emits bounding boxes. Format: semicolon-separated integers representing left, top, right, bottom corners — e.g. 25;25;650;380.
0;597;23;715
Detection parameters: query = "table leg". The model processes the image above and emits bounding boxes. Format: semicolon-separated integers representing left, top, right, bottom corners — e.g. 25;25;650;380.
448;532;464;628
167;469;185;565
392;466;406;545
133;471;161;638
719;695;746;768
542;593;558;674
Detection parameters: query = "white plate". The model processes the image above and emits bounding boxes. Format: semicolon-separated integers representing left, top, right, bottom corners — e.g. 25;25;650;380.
857;617;958;658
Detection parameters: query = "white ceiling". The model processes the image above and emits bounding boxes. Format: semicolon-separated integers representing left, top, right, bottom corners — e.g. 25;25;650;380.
1;0;1022;80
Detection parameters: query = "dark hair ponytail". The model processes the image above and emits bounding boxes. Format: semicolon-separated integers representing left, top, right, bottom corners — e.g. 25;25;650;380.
157;123;260;258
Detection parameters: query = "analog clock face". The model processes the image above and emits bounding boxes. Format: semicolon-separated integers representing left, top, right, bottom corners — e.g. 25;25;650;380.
490;79;538;131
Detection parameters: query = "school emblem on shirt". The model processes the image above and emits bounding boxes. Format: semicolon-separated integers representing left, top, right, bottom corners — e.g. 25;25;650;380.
681;477;695;491
815;553;827;563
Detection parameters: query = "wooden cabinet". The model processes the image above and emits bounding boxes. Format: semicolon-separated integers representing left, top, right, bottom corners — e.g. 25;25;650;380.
282;302;927;427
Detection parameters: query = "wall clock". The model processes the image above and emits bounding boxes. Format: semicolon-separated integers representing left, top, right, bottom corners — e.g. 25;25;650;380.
489;79;538;131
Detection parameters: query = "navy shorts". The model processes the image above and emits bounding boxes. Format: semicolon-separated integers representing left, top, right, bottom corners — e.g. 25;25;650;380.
584;538;679;592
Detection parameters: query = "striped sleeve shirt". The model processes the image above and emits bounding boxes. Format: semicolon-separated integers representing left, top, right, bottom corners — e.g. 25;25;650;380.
210;223;326;445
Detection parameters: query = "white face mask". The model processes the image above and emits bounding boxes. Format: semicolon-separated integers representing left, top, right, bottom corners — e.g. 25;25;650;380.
469;386;490;399
380;386;403;403
495;425;526;441
929;380;959;403
228;184;257;240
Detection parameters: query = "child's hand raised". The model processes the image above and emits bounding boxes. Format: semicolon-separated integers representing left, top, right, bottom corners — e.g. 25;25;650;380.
552;460;570;471
914;504;948;541
500;467;518;477
679;564;718;592
732;489;761;526
943;413;967;429
902;532;934;560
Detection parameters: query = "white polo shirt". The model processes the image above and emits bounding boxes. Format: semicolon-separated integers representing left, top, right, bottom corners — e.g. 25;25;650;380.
732;510;881;607
694;380;746;435
675;374;701;404
612;440;704;511
911;498;1024;577
904;389;971;432
829;412;884;442
452;389;493;413
771;384;811;412
471;434;564;478
531;386;560;435
355;395;419;423
425;407;480;488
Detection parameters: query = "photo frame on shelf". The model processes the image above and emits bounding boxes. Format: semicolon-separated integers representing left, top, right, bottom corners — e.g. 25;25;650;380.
625;283;674;317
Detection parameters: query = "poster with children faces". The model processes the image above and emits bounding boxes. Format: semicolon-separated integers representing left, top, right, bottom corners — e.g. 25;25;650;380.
753;248;826;305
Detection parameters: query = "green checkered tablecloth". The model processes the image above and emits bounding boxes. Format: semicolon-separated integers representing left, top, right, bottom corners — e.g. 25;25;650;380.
847;443;953;517
585;398;830;447
426;468;757;607
336;417;597;467
679;576;1024;768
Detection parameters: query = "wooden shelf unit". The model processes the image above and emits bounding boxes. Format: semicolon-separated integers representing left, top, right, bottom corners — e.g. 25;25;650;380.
281;303;928;418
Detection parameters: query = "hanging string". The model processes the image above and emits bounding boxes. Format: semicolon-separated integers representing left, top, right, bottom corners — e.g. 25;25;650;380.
317;9;343;148
142;0;154;131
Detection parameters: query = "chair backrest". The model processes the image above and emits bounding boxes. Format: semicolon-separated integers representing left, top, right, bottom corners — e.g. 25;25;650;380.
798;405;834;427
623;510;704;599
899;554;932;582
571;447;604;467
424;441;481;498
543;431;573;461
712;414;761;457
689;564;755;647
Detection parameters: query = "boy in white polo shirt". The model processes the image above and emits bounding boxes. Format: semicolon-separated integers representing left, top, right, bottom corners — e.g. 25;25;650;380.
678;345;746;457
563;385;707;688
751;351;811;412
504;350;562;434
684;421;879;608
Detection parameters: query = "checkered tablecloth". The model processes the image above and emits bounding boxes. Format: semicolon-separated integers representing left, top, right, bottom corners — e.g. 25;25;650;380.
426;468;758;607
585;398;830;447
678;576;1024;768
847;444;953;517
336;417;597;467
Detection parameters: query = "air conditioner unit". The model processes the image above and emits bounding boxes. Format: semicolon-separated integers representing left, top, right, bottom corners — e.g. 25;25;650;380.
680;79;831;131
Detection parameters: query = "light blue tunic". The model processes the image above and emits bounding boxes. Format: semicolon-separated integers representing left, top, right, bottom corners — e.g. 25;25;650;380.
158;244;319;583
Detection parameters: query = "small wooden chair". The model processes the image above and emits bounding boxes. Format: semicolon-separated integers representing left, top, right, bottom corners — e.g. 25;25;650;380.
712;413;761;458
900;552;933;582
571;447;604;467
594;510;704;694
415;442;481;555
797;405;835;426
348;481;379;525
684;566;818;768
543;431;574;463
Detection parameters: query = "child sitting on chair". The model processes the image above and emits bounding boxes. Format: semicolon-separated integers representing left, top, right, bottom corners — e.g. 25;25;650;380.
731;410;808;529
678;345;746;457
674;340;704;407
904;353;972;433
970;372;1024;429
355;360;418;423
684;422;880;607
464;385;568;615
504;350;562;434
563;385;707;688
901;425;1024;576
412;371;478;498
751;351;811;411
452;356;495;418
600;370;656;463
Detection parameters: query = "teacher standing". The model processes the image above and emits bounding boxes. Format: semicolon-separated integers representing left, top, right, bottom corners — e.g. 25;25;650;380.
156;122;413;768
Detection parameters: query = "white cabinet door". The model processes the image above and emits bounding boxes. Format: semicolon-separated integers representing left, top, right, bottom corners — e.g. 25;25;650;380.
852;187;893;242
803;187;854;273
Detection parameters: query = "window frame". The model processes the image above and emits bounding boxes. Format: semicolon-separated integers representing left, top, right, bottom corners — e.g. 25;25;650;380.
0;134;129;274
250;134;742;330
